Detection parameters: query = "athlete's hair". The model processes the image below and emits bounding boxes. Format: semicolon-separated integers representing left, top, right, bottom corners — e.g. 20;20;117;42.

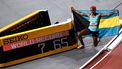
90;6;96;9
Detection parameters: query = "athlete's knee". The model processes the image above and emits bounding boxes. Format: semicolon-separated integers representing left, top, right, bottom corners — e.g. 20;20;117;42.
78;34;82;39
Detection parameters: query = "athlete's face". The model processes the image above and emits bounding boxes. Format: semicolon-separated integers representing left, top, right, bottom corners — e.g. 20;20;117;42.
90;7;96;14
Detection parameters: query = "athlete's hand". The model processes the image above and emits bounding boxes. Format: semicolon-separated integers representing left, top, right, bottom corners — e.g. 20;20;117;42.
71;6;75;12
112;9;119;14
115;9;119;13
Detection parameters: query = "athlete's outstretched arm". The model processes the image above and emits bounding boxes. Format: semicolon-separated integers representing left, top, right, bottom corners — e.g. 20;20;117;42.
100;13;112;17
71;6;89;16
100;10;118;17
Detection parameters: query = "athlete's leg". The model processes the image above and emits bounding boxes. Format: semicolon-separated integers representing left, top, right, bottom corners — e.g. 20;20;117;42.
77;29;90;48
93;36;99;47
92;31;99;47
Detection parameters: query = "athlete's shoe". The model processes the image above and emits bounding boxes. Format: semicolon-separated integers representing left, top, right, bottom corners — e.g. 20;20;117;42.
77;45;84;49
97;37;100;42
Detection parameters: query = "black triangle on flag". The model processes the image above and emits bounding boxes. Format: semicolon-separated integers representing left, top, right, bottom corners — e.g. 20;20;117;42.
72;10;90;32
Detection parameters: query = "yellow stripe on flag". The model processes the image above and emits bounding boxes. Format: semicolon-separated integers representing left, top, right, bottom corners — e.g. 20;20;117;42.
99;16;119;28
120;19;122;27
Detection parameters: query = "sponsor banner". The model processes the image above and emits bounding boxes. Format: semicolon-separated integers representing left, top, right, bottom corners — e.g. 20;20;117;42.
3;31;69;52
1;21;72;46
3;34;28;45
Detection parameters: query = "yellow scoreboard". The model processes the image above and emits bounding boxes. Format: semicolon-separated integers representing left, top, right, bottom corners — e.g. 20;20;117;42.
0;10;77;67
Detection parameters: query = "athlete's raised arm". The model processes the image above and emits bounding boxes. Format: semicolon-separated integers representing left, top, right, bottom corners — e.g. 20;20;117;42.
71;6;90;16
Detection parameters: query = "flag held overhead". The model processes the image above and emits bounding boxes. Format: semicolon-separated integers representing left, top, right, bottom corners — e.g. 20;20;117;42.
72;9;120;38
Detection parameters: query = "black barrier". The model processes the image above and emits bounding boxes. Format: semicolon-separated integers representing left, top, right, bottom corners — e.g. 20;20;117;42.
0;11;51;37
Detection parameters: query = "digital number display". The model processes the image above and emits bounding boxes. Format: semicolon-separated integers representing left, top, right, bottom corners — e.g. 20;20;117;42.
37;37;69;53
3;31;69;52
2;30;77;63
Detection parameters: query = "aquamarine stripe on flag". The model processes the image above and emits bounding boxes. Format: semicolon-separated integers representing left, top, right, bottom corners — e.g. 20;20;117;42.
80;10;119;19
99;26;120;37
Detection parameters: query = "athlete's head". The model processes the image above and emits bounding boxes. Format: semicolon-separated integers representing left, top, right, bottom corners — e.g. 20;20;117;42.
90;6;96;14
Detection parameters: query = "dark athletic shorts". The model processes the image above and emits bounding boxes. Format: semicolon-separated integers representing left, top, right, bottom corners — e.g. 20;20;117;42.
88;29;99;37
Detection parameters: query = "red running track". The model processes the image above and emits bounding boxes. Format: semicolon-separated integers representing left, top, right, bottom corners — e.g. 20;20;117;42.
84;41;122;69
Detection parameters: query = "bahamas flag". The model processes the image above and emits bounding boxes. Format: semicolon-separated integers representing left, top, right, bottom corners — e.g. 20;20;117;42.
72;10;120;38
